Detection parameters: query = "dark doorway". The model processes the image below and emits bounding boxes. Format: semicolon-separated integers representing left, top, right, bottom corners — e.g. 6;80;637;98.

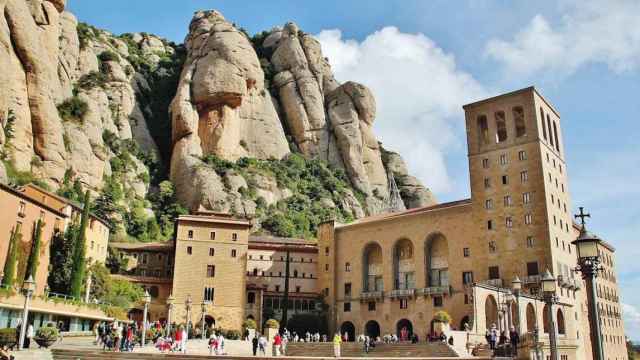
340;321;356;342
396;319;413;341
365;320;381;338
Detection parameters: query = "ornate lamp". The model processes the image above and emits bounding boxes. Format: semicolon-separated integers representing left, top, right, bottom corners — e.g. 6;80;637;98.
18;276;36;350
511;276;522;295
541;270;558;360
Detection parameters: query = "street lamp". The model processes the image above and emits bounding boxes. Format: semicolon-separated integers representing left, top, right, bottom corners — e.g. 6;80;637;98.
141;290;151;347
511;277;522;332
201;302;208;340
541;270;559;360
166;294;175;337
185;295;193;340
18;276;36;350
572;218;605;360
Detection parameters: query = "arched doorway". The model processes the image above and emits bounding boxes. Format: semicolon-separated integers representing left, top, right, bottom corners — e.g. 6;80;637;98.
485;295;498;330
425;233;449;288
542;305;550;333
526;303;536;333
396;319;413;341
205;315;215;327
394;239;415;290
460;315;471;331
557;309;565;335
365;320;381;338
362;243;384;292
340;321;356;342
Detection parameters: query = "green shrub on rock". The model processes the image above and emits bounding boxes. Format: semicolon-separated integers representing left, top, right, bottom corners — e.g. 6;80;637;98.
57;96;88;123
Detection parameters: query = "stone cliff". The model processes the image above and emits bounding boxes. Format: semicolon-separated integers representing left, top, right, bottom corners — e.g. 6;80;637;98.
0;4;436;240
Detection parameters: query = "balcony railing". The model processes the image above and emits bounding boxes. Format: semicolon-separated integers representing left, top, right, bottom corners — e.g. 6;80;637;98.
484;278;503;287
416;286;450;296
390;288;415;299
360;291;384;301
522;275;541;284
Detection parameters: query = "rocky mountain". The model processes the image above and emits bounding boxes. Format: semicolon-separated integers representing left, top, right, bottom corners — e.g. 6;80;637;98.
0;2;435;240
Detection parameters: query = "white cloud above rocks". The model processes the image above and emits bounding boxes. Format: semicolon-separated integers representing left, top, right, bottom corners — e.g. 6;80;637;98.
622;303;640;339
484;0;640;77
317;27;487;195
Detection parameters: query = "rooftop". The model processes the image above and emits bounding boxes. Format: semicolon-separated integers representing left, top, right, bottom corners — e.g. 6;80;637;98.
110;241;174;252
462;86;560;118
177;213;252;227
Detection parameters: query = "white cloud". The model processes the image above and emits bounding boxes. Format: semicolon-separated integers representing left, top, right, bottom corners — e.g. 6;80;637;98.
317;27;487;195
622;303;640;340
485;0;640;77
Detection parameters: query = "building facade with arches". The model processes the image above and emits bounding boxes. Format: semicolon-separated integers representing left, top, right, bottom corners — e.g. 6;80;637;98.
317;87;627;360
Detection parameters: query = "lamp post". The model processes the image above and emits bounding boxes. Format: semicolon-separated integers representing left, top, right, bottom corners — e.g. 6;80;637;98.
18;276;36;351
511;277;522;333
541;270;559;360
166;294;175;337
141;290;151;347
201;302;208;340
185;295;192;340
571;209;605;360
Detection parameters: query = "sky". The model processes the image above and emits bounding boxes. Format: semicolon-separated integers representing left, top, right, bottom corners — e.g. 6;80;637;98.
68;0;640;341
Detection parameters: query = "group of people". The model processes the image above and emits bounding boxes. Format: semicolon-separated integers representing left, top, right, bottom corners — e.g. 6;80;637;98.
485;324;520;356
95;321;137;352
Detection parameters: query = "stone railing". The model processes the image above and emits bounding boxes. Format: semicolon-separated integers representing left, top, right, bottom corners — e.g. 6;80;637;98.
389;288;415;299
522;275;541;284
360;291;384;301
484;278;503;287
416;286;450;296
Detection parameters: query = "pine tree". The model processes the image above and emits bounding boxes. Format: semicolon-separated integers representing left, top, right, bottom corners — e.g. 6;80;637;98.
2;223;22;288
70;191;90;299
25;219;44;281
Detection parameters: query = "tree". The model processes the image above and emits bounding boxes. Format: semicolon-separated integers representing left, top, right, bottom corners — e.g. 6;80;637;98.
105;247;128;274
47;225;76;294
70;191;91;298
2;223;22;288
25;219;44;280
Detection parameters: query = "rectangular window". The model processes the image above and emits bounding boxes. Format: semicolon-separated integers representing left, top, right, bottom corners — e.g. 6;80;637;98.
187;230;194;239
248;292;256;304
203;287;214;302
487;220;493;230
207;265;215;277
488;241;497;253
210;232;215;240
325;247;329;255
485;199;493;209
523;192;531;204
526;236;534;248
484;177;491;189
276;285;281;292
520;171;528;182
296;286;301;293
527;262;539;276
462;271;474;285
400;299;408;309
231;249;237;257
344;283;352;297
232;233;238;241
345;263;351;272
463;248;470;257
433;296;443;307
488;266;500;280
502;175;508;185
18;202;26;216
368;301;376;311
209;248;215;256
518;150;527;160
187;246;192;255
325;264;329;271
505;216;513;228
499;154;507;165
482;158;489;169
504;195;512;207
525;213;532;225
344;302;351;312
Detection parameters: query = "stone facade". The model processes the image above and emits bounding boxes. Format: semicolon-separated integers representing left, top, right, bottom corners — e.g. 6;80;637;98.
317;87;627;360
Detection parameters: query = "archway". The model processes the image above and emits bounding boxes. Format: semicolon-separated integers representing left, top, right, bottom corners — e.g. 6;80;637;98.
557;309;565;335
340;321;356;342
396;319;413;341
425;233;449;287
205;315;215;327
365;320;381;338
526;303;536;333
362;243;384;292
394;239;415;290
460;315;471;331
484;295;498;330
542;304;550;333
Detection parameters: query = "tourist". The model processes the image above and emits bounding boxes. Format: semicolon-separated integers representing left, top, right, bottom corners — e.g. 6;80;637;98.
181;326;188;353
174;325;183;352
280;332;288;355
24;323;33;349
0;345;13;360
363;335;370;353
258;334;267;356
499;330;507;346
252;333;259;356
208;334;217;355
509;326;520;356
488;324;497;350
273;333;282;356
333;333;342;357
113;322;122;352
217;331;226;354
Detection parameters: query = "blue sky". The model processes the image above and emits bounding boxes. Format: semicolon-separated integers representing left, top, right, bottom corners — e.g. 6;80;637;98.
68;0;640;340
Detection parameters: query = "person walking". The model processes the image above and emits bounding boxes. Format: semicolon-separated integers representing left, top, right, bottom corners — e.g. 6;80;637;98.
258;334;267;356
333;333;342;358
252;334;259;356
181;326;188;354
25;323;33;349
489;324;498;350
509;326;520;356
273;333;282;356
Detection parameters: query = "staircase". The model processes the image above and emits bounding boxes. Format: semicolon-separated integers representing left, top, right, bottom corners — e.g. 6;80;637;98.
285;341;460;357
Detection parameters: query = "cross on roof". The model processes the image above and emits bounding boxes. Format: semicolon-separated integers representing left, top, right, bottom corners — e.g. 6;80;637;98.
574;206;591;226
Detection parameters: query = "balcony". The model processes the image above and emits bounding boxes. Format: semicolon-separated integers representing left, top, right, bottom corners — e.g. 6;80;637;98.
390;288;415;299
484;278;503;287
522;275;541;284
360;291;384;301
416;286;450;296
557;275;573;289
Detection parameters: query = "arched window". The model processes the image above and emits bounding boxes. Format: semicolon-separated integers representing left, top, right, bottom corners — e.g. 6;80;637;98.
557;309;566;335
293;270;298;278
540;107;547;140
253;268;258;276
552;121;560;153
495;111;507;142
543;304;551;333
477;115;489;145
393;239;415;290
513;106;526;137
345;262;351;272
526;303;536;333
363;243;384;292
546;115;554;147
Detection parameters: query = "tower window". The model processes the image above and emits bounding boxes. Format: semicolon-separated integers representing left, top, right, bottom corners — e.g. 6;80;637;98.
485;199;493;209
209;248;215;256
463;248;470;257
520;171;528;182
477;115;489;144
231;249;237;257
484;178;491;189
547;115;554;147
540;107;548;140
187;246;192;255
499;154;507;165
501;175;508;185
495;111;507;143
345;262;351;272
488;241;497;253
187;230;193;239
210;231;215;240
505;216;513;228
482;158;489;169
525;213;532;225
518;150;527;160
526;236;535;248
514;106;526;137
487;220;493;230
232;233;238;241
503;195;512;207
523;192;531;204
552;121;560;153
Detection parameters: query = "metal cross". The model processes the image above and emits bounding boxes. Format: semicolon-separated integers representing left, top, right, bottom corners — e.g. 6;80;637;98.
574;206;591;226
